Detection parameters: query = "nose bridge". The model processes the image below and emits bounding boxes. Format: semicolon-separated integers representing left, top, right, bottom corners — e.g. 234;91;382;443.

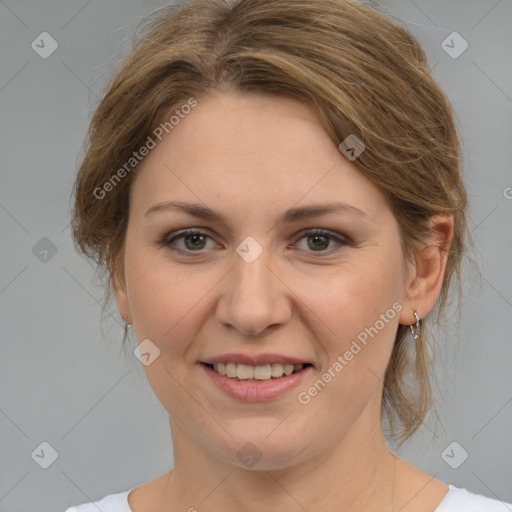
235;238;273;296
218;235;289;335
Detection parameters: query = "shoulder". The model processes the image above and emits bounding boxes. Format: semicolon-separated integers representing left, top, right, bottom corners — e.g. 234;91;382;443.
435;484;512;511
64;488;133;512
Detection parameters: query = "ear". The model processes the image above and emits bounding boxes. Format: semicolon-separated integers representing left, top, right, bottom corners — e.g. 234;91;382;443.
399;214;454;325
112;263;132;326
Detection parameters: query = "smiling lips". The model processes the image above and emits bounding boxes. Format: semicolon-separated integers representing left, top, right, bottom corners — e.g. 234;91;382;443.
201;352;313;401
202;352;312;381
208;362;304;380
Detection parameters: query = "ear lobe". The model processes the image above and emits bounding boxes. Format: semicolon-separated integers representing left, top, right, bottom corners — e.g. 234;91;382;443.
400;214;454;324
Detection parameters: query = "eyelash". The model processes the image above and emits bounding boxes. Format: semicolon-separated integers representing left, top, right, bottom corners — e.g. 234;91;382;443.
160;228;349;256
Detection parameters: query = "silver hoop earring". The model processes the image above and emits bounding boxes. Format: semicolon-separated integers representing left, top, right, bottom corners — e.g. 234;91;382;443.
410;311;420;340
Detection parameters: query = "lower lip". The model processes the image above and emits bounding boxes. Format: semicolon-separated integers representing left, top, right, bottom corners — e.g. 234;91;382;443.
201;363;312;402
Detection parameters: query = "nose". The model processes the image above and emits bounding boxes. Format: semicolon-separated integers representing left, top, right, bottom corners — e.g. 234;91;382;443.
216;244;292;337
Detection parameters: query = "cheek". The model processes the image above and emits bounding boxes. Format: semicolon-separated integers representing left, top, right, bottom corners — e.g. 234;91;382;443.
296;271;401;432
125;244;220;359
125;245;180;341
301;251;403;379
124;246;209;415
310;258;401;330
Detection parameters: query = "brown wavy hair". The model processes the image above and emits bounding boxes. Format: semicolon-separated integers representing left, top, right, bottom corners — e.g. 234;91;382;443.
71;0;475;446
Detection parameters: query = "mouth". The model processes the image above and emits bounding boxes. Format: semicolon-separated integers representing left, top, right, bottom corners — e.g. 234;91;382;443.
199;353;315;401
201;362;313;381
201;361;313;402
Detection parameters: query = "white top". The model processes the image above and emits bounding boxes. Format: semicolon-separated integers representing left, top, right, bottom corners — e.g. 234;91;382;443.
64;484;512;511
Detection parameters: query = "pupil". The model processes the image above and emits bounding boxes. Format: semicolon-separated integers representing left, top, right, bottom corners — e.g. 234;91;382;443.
309;234;328;251
186;234;205;250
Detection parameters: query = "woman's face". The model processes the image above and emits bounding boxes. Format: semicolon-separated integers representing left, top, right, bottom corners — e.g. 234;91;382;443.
115;89;415;469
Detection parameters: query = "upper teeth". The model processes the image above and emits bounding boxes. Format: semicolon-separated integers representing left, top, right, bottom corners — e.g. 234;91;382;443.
212;363;304;380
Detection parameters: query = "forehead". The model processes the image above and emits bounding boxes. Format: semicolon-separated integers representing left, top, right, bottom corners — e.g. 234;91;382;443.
128;90;387;223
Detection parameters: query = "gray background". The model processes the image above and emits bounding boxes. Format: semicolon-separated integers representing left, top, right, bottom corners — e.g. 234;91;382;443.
0;1;511;511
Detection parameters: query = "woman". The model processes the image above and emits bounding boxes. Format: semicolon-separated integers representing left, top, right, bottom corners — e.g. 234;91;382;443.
65;0;511;510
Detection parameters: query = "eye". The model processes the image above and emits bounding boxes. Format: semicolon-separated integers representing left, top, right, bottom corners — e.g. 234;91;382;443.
293;228;349;253
162;229;216;253
160;228;349;255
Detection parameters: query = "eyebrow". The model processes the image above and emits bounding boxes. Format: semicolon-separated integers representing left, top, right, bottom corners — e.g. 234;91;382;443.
144;200;371;225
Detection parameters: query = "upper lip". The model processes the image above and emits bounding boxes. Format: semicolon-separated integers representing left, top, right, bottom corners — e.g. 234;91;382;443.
202;353;312;367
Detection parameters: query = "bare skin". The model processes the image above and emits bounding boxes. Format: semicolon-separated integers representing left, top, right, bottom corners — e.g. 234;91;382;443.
114;89;453;512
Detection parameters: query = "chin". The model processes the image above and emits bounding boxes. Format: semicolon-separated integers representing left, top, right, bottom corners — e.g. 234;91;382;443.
211;424;315;471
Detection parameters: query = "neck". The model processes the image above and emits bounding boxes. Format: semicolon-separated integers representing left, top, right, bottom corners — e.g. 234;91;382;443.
161;407;398;511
